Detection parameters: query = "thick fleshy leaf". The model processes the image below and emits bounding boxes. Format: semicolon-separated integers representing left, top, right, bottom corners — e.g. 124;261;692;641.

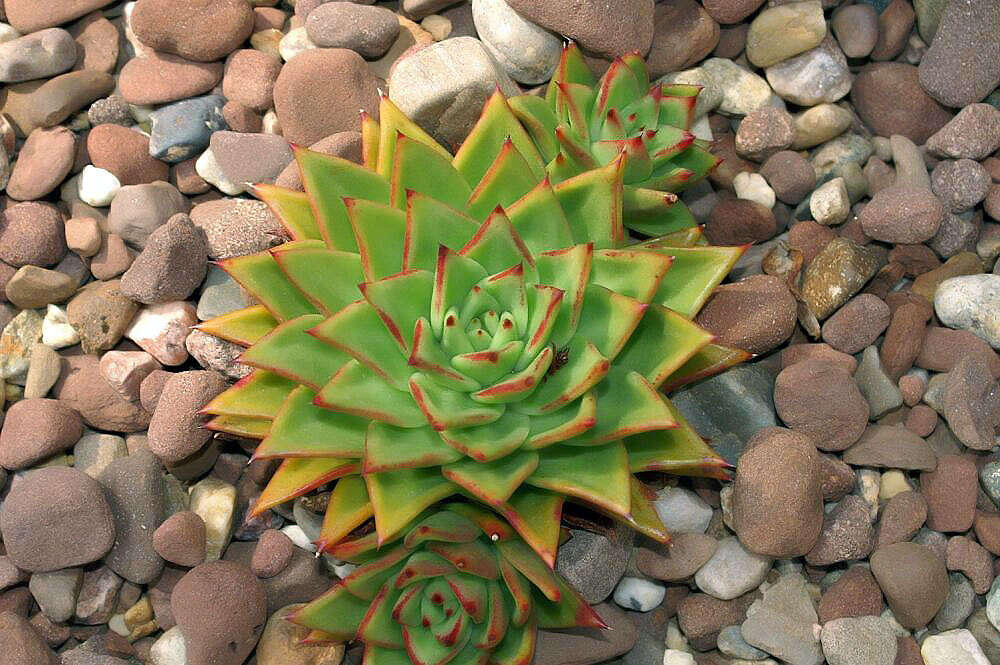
621;187;697;237
442;450;539;505
626;399;730;480
504;179;574;256
254;457;359;514
410;372;505;431
365;423;462;473
292;582;370;640
319;475;374;550
524;390;597;449
515;339;609;415
391;134;472;211
644;245;745;318
459;208;534;276
296;147;391;252
376;95;453;178
427;540;500;581
255;385;366;458
659;342;752;393
220;251;318;321
533;578;606;630
614;304;714;388
271;242;364;315
405;511;481;548
345;198;407;281
573;284;647;360
404;191;479;272
201;370;296;419
316;360;426;427
240;314;349;391
589;248;672;304
527;441;631;517
453;90;546;188
466;139;540;221
553;159;624;249
490;617;535;665
253;183;322;241
565;369;676;445
500;488;562;567
508;94;559;162
360;269;434;353
472;346;553;405
205;414;271;439
365;468;458;544
196;305;278;347
358;586;405;648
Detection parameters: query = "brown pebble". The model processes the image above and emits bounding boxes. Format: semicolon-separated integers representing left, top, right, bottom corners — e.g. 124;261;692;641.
781;343;858;375
870;541;948;629
0;398;83;470
850;62;953;144
821;294;890;355
220;101;262;134
131;0;254;63
876;490;927;549
118;52;223;106
871;0;914;61
694;274;796;356
0;612;59;664
6;127;75;201
89;233;135;280
774;358;869;452
171;158;210;196
921;454;977;533
251;529;294;579
0;202;67;268
705;198;777;246
760;151;816;205
87;124;168;186
676;593;755;651
147;370;228;465
880;302;930;381
945;535;993;594
904;404;937;437
222;49;281;112
805;494;875;566
817;566;883;623
153;511;207;568
974;511;1000;556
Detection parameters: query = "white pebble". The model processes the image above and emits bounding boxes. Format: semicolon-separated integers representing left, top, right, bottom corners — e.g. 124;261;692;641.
665;617;691;652
613;576;666;612
0;23;21;44
809;176;850;225
654;486;714;534
663;650;696;665
281;524;317;552
279;26;317;62
108;613;130;637
150;626;188;665
42;304;80;349
262;109;281;135
921;629;991;665
695;536;772;600
77;165;121;207
188;477;236;561
195;148;244;196
734;171;776;209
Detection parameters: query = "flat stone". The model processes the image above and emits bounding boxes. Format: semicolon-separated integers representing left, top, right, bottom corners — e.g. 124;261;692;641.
820;616;897;665
636;533;718;582
118;52;222;106
927;104;1000;160
0;612;58;665
131;0;253;62
120;213;208;305
6;0;115;33
870;541;948;629
556;524;633;604
189;198;283;260
29;568;83;623
701;57;773;116
746;0;826;69
98;451;166;584
817;565;884;623
0;70;113;136
774;358;869;451
850;62;951;144
876;490;928;549
741;573;823;665
695;536;772;600
54;354;152;433
842;424;937;471
921;629;992;665
6;126;75;201
503;0;653;60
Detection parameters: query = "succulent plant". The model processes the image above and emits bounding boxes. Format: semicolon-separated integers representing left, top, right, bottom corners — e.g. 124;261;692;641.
294;502;604;665
510;44;719;200
199;88;745;565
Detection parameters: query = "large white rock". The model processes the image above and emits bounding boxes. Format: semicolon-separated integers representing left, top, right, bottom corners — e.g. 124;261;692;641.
472;0;561;85
921;629;991;665
934;274;1000;349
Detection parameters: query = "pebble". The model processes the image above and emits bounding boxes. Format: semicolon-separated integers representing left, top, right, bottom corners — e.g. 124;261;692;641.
131;0;254;63
922;454;977;533
695;274;796;355
801;238;883;321
733;172;776;209
694;536;772;600
931;159;991;213
678;592;755;651
87;124;168;186
65;217;102;257
831;4;879;58
805;495;875;566
735;107;795;162
121;213;208;305
5;265;76;310
927;104;1000;161
186;329;251;381
740;573;823;665
850;62;952;144
148;95;227;163
307;3;399;59
661;651;695;665
614;577;666;612
934;572;976;631
255;603;347;665
733;427;823;558
118;52;223;106
745;0;826;69
706;198;777;245
0;612;58;664
0;397;83;470
53;354;151;433
774;358;869;451
65;279;138;354
636;532;718;582
818;565;883;623
918;0;1000;108
968;609;1000;664
855;345;904;418
912;252;984;302
0;307;42;380
905;403;937;436
1;69;113;136
171;561;267;665
934;274;999;350
942;355;998;450
858;185;944;244
946;536;993;595
765;35;852;107
99;350;160;403
921;629;992;665
29;567;83;623
275;47;382;147
7;126;75;201
0;28;76;83
504;0;652;60
278;26;318;63
108;182;190;250
73;431;127;479
189;477;237;562
810;177;850;226
557;525;633;604
388;36;519;149
69;10;119;74
209;131;293;191
871;541;948;629
0;202;67;268
821;294;890;355
40;303;78;349
760;151;816;205
251;529;294;579
125;300;197;365
222;50;281;113
150;626;187;665
653;486;714;534
821;616;897;665
701;57;772;116
190;198;283;260
717;625;769;660
77;166;121;207
1;467;115;572
153;511;207;568
88;95;132;127
644;0;719;80
671;364;776;466
91;234;137;281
